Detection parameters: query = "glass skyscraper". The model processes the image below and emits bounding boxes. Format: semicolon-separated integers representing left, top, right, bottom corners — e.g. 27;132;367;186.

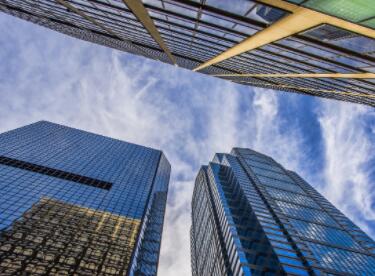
191;148;375;275
0;121;170;275
0;0;374;105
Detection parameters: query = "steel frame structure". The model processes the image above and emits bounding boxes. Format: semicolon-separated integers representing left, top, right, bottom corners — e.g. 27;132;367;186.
1;0;375;105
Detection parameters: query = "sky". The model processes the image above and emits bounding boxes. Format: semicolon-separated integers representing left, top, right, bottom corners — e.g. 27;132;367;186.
0;12;375;276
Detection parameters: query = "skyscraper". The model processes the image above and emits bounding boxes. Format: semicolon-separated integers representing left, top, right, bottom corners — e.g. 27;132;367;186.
1;0;374;105
0;121;170;275
191;148;375;275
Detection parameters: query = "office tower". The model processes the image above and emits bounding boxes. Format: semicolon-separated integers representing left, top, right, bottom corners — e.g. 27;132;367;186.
0;121;170;275
191;148;375;275
0;1;374;106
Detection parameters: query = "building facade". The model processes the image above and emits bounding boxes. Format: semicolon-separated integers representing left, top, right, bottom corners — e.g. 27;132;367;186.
0;0;374;105
191;148;375;275
0;121;170;275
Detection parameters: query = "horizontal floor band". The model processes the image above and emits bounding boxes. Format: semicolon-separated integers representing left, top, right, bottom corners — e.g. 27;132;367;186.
0;155;112;190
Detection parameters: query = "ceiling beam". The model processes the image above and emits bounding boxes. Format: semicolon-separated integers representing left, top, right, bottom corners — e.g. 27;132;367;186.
194;0;375;72
122;0;177;65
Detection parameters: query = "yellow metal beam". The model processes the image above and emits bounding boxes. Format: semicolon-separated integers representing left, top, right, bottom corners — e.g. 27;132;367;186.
213;73;375;79
237;80;375;99
122;0;177;65
194;8;318;71
194;0;375;72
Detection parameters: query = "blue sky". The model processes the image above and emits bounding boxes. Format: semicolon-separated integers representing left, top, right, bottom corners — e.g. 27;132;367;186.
1;12;375;276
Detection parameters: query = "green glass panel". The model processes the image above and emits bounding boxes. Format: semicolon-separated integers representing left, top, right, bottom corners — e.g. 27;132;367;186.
363;18;375;29
303;0;375;22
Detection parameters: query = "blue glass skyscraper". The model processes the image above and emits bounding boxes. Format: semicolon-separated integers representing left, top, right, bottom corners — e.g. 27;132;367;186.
191;148;375;275
0;121;170;275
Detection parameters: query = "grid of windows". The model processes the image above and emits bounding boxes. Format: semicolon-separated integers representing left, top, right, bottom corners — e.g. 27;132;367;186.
0;198;141;275
265;186;321;209
191;167;231;276
215;165;285;274
192;147;375;275
256;175;305;194
244;158;284;173
289;219;363;250
192;152;312;275
250;165;293;183
308;242;375;275
0;121;170;275
275;200;339;227
1;0;374;105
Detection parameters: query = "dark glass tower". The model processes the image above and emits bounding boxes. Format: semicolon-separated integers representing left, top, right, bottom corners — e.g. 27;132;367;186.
191;148;375;275
1;0;374;105
0;121;170;275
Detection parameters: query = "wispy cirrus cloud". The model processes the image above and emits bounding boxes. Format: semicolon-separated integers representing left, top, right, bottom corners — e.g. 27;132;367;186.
1;11;374;276
318;101;375;236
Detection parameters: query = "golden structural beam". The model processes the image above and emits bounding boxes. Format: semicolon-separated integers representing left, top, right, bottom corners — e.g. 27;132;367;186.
194;0;375;72
122;0;177;65
237;80;375;99
213;73;375;79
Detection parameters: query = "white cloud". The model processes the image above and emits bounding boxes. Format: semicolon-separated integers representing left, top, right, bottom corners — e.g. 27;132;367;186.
249;89;307;174
318;101;375;236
